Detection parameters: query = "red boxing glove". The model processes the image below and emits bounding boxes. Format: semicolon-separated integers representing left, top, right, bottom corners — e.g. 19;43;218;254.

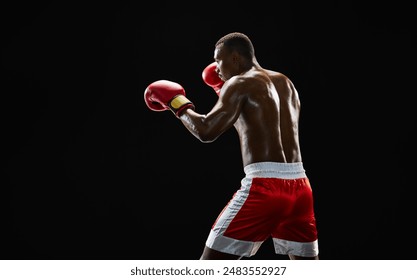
144;80;195;117
202;62;224;96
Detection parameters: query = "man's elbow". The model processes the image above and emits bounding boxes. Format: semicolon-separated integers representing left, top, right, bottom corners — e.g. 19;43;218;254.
197;131;218;143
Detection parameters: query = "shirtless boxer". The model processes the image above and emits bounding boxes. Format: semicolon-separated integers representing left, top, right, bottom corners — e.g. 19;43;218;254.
144;32;319;260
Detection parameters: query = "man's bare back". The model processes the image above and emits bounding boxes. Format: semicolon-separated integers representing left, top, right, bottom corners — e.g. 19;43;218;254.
227;67;302;166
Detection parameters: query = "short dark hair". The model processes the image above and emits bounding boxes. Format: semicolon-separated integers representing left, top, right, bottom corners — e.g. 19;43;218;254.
215;32;255;60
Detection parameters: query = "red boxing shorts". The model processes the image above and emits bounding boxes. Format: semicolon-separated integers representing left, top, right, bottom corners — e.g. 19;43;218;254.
205;161;319;258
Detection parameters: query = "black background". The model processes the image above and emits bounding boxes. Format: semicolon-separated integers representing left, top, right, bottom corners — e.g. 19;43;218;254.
3;1;416;260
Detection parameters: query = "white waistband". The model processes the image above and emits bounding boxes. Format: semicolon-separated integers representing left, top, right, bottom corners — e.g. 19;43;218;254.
244;161;306;179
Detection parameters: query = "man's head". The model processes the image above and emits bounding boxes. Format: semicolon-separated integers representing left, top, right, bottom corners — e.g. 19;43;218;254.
215;32;255;61
214;32;255;81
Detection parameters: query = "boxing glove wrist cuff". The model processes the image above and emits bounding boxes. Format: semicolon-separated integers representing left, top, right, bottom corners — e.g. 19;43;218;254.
169;95;195;117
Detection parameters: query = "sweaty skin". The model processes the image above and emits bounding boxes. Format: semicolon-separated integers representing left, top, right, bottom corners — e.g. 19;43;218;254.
179;42;314;260
179;44;302;168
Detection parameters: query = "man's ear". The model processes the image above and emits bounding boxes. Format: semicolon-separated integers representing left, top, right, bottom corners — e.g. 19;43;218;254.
231;51;240;63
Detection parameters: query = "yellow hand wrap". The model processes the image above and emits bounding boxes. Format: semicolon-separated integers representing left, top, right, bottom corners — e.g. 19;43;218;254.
168;95;195;117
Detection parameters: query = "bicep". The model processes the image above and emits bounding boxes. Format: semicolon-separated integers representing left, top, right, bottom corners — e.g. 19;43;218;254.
179;85;243;142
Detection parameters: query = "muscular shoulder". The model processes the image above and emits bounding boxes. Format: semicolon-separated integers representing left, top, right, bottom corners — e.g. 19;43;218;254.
264;70;292;89
264;69;298;104
227;69;272;94
222;68;295;103
224;69;278;111
234;68;291;90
